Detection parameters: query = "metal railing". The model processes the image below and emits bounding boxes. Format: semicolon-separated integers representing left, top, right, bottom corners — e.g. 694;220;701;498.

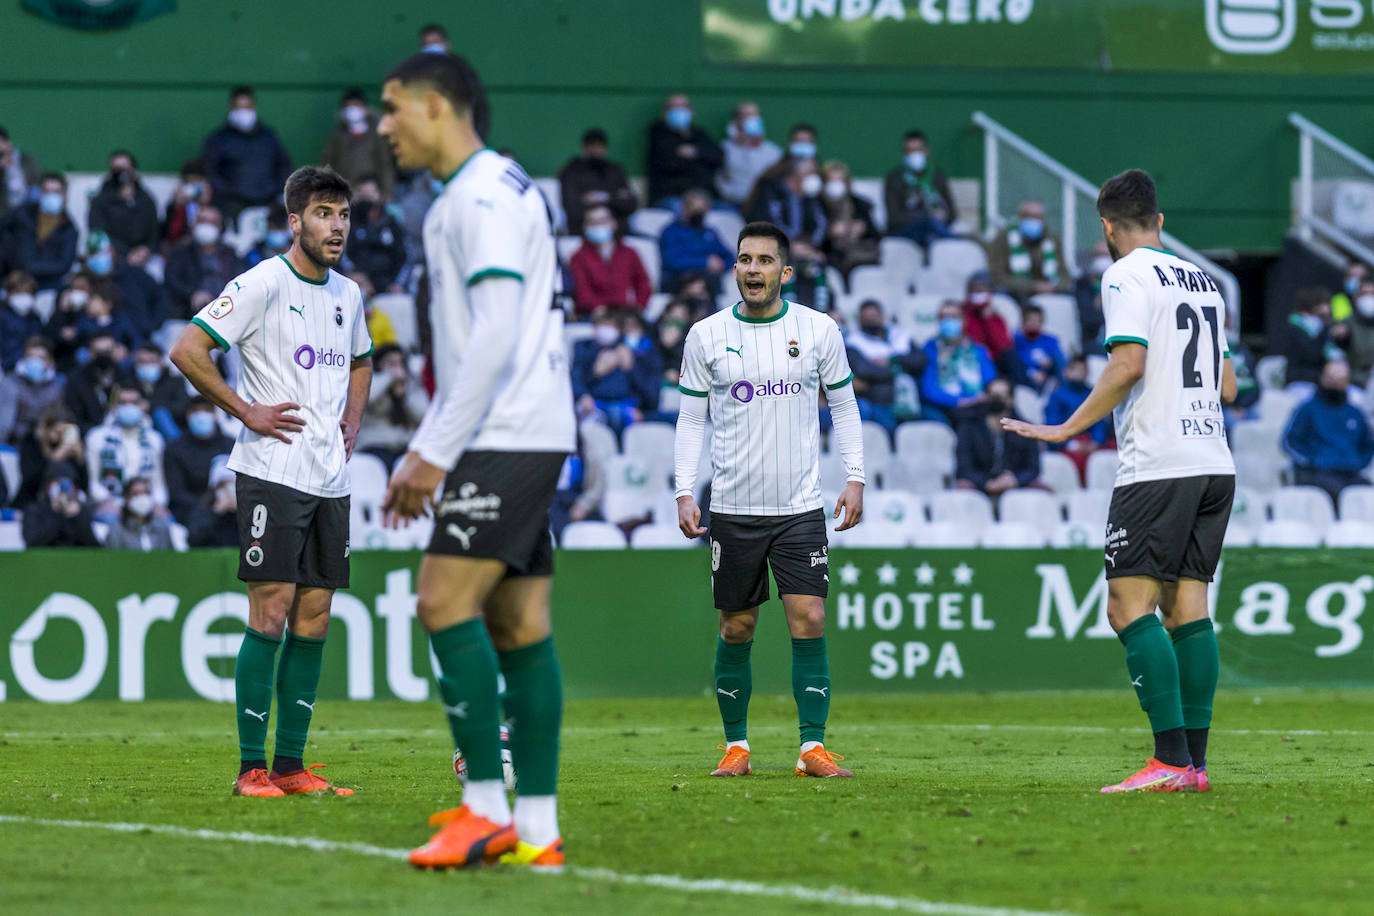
1289;112;1374;267
972;111;1241;331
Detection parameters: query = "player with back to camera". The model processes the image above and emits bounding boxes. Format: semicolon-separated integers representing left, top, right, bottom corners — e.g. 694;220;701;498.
674;221;865;780
169;166;373;798
377;52;574;869
1004;169;1235;793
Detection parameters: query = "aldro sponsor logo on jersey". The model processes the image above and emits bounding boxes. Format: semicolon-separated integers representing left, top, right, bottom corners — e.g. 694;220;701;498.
293;346;349;371
729;378;803;403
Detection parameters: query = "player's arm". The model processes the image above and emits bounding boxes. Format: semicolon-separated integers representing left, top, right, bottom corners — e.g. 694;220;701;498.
1003;342;1144;444
674;326;709;538
341;356;372;460
168;322;304;444
1220;355;1237;404
820;320;864;531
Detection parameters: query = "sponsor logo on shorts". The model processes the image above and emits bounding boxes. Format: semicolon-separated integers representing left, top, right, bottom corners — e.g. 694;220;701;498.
729;378;802;404
1105;524;1128;568
810;547;829;567
208;296;233;319
437;482;502;521
245;542;264;567
293;345;348;370
446;524;477;551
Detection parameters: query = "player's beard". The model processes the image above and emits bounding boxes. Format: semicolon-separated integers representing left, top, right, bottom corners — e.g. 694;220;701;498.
1104;231;1121;262
299;226;345;271
737;272;779;311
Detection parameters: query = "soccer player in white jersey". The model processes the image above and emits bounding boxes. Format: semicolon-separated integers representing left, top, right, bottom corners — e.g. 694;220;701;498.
1004;170;1237;793
170;167;372;798
376;53;575;869
674;221;865;780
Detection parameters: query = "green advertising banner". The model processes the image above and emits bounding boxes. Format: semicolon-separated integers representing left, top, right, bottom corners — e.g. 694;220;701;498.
703;1;1374;74
1;547;1370;702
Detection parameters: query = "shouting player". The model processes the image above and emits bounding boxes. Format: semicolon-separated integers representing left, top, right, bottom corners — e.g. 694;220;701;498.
170;166;372;798
378;53;574;869
674;221;865;780
1004;169;1235;793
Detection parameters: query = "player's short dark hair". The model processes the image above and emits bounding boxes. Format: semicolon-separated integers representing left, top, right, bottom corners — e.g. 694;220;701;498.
341;86;366;105
1022;303;1044;319
385;53;490;138
283;166;351;217
737;222;790;265
582;127;608;146
419;22;447;38
1097;168;1159;232
229;85;255;102
903;130;927;144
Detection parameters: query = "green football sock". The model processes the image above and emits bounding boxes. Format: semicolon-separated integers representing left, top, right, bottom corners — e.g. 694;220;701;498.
498;637;563;797
714;637;753;743
791;636;830;745
273;631;325;763
431;619;504;782
235;627;280;761
1118;614;1186;736
1172;617;1219;767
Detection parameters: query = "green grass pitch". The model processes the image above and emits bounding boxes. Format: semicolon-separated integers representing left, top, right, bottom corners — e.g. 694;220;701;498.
1;689;1370;915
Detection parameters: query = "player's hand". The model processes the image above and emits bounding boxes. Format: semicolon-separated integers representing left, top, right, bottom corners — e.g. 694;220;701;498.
833;481;864;531
677;495;707;539
242;401;305;444
382;451;445;528
1001;417;1071;443
340;417;358;460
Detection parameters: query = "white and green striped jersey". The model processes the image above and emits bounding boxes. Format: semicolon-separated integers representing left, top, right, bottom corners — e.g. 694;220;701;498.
1101;245;1234;487
678;301;853;516
192;255;371;498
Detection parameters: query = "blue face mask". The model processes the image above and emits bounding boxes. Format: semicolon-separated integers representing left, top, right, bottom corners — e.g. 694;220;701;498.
1018;218;1045;241
1346;277;1361;295
266;229;291;250
188;412;218;438
789;141;816;160
939;317;963;340
87;251;113;276
19;357;51;384
115;403;144;428
585;224;614;245
742;115;765;138
665;107;692;130
422;43;447;54
135;363;162;385
39;192;64;215
429;178;445;196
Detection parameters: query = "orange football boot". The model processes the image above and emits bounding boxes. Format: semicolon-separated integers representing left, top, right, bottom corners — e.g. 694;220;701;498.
233;768;285;797
795;745;853;778
269;763;354;796
711;744;752;776
410;805;518;869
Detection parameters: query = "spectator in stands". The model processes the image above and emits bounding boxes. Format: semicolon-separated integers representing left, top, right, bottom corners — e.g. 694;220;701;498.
1074;240;1111;351
551;425;611;537
655;300;693;388
1;270;42;370
659;188;733;294
22;461;99;548
1044;355;1111;478
558;128;637;235
75;282;142;353
419;22;450;52
85;386;167;518
88;149;161;255
45;275;96;370
717;101;781;211
165;398;236;546
674;273;716;323
29;405;86;503
0;172;77;291
820;160;880;277
1014;303;1065;392
320;88;395;199
750;157;828;306
165;206;245;319
748;123;819;200
245;204;292;267
90;237;168;342
1280;286;1337;386
103;476;174;551
569;205;652;316
572;309;661;434
883;130;955;247
122;342;187;440
347;270;400;349
955;376;1041;496
0;337;64;453
921;302;996;424
64;330;124;431
1331;261;1368;323
357;344;429;468
346;176;407;292
1283;359;1373;503
988;199;1068;303
646;93;723;210
1331;277;1374;387
961;270;1020;379
163;159;211;249
846;300;924;433
0;124;42;216
201;86;292;225
1223;330;1261;425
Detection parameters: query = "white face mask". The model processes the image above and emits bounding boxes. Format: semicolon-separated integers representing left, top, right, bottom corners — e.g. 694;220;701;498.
66;289;89;309
823;179;848;201
967;290;991;306
1357;295;1374;318
227;108;258;132
127;493;154;517
8;292;35;314
800;173;823;198
594;324;619;346
193;223;221;246
904;151;927;172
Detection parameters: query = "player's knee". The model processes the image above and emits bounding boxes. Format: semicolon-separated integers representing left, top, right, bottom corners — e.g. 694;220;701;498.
791;606;826;638
719;613;756;643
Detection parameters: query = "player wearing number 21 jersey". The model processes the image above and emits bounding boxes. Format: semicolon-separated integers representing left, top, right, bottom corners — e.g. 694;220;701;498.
1004;169;1235;795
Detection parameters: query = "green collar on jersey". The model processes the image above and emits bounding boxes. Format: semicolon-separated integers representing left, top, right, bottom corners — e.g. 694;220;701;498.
1139;245;1176;256
732;300;789;324
277;254;328;286
442;147;495;186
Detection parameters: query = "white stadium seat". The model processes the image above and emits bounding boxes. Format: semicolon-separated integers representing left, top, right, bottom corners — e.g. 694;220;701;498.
928;489;995;533
1223;523;1257;547
1256;386;1302;427
819;450;853;493
561;521;627;549
0;447;19;501
1028;293;1081;355
1323;520;1374;547
1085;450;1119;491
1012;385;1045;424
998;488;1061;526
1270;485;1336;530
1230;421;1287;467
630;524;699;549
349;453;390;525
534;178;565;233
1229;485;1268;531
979;522;1048;548
879;237;922;290
860;420;893;484
922;238;988;300
847;264;901;308
1065;489;1112;528
1038;450;1081;495
894;292;944;345
602;456;660;524
704;210;745;251
622;235;662;290
892;421;957;492
0;519;24;551
370;293;418;352
910;522;980;548
629;207;674;239
556;235;583;265
989;293;1021;336
1049;520;1103;548
1234;450;1286;494
579;419;619;461
1253;354;1287;391
1338;485;1374;522
1255;520;1322;548
833;521;910;548
865;489;923;526
645;292;674;322
622;422;676;486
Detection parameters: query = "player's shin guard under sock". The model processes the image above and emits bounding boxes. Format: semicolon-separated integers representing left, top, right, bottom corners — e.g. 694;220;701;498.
498;637;563;797
1118;615;1189;767
1172;617;1218;769
791;635;830;745
714;637;753;743
431;619;508;823
235;627;280;762
272;632;325;767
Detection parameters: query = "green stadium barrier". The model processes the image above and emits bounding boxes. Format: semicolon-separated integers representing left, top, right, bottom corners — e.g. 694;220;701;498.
0;548;1370;702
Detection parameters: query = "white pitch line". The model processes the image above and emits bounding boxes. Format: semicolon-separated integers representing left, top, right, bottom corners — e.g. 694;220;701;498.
0;814;1074;916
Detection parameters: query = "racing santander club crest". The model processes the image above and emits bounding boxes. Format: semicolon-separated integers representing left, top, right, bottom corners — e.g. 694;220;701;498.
788;339;800;358
335;305;344;327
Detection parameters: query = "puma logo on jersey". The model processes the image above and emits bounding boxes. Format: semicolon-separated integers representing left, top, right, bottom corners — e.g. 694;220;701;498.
805;686;829;697
725;345;743;358
243;708;267;722
289;304;305;319
296;699;315;711
232;281;243;292
716;688;740;699
1107;283;1122;293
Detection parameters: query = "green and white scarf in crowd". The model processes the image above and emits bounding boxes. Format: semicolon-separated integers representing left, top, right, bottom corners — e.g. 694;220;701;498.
1006;230;1057;284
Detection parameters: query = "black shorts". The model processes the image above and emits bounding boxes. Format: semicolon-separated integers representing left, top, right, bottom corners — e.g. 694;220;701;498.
708;509;829;613
236;474;350;589
1104;474;1234;583
426;450;566;577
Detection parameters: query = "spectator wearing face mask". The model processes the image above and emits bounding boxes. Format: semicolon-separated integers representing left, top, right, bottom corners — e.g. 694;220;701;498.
0;172;78;291
659;188;733;294
749;158;828;308
0;124;43;217
717;102;781;211
122;342;187;440
820;161;880;278
746;124;819;213
320;88;395;199
559;128;637;235
1280;287;1339;387
1330;261;1368;323
74;283;142;354
85;386;167;517
356;344;430;469
846;300;926;433
674;273;717;323
88;149;161;255
200;85;292;225
165;206;246;319
165;398;236;545
550;426;611;537
988;199;1069;303
22;461;99;548
88;237;169;342
921;302;997;424
1043;355;1112;480
245;204;292;267
1;270;42;370
883;130;955;247
572;309;662;434
569;205;652;317
0;337;64;452
29;405;86;504
960;270;1020;380
1284;359;1374;504
418;22;450;53
163;159;212;249
346;176;407;292
647;93;723;211
1330;279;1374;387
45;274;98;370
104;476;174;551
1074;240;1112;350
1014;304;1065;393
63;331;124;431
655;300;693;388
954;376;1041;497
